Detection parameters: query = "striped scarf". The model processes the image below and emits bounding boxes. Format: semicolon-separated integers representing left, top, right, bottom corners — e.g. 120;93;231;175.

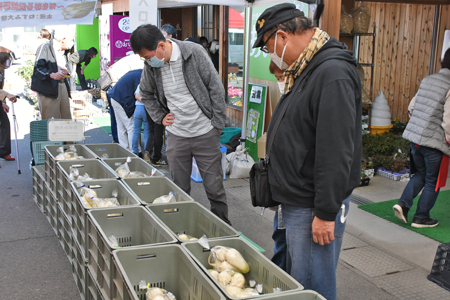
284;28;330;93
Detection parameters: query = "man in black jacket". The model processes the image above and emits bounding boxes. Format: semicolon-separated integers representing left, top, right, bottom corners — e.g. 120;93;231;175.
31;30;74;120
69;47;98;90
253;4;362;300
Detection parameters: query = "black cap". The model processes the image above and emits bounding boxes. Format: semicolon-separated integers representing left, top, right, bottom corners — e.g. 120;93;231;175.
252;3;305;49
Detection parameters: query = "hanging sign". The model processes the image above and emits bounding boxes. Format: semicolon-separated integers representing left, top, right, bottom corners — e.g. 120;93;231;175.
48;119;85;142
0;1;98;28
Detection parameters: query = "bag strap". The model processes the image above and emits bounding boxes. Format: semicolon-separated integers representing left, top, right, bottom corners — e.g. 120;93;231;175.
265;48;336;162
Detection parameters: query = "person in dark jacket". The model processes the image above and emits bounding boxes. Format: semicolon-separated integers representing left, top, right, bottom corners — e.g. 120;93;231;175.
253;4;362;300
31;30;75;120
69;47;98;90
107;69;142;151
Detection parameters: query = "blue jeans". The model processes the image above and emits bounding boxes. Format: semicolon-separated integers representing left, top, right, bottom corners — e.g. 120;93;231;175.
271;209;287;271
106;93;118;143
132;105;150;155
399;143;442;219
282;195;351;300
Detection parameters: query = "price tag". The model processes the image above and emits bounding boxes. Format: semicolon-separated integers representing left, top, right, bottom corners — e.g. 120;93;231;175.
48;119;84;142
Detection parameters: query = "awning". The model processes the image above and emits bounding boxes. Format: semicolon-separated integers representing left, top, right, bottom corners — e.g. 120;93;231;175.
229;8;244;29
0;0;98;29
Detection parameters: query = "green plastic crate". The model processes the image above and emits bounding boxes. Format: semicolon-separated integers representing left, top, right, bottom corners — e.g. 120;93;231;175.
87;206;177;299
30;120;49;142
33;141;64;165
122;177;195;205
87;268;104;300
103;157;164;178
56;204;72;263
220;127;241;144
182;237;304;300
84;143;137;159
71;236;88;300
146;202;240;243
112;245;226;300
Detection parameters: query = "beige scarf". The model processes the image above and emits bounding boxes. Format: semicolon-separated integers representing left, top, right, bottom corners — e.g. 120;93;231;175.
284;28;330;93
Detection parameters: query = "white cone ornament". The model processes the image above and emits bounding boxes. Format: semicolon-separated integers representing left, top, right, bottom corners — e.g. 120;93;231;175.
371;91;392;126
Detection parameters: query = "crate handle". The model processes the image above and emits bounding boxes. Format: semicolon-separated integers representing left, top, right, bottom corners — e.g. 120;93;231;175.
202;248;212;253
88;184;102;189
137;182;150;186
107;213;123;218
115;162;122;166
137;254;156;260
95;147;107;151
71;164;84;168
163;208;179;213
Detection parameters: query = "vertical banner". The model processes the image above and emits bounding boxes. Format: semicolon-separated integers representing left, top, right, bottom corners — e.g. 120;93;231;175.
99;3;112;75
130;0;158;32
110;15;133;65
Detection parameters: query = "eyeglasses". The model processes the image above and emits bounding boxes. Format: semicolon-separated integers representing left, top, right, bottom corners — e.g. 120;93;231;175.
259;30;278;53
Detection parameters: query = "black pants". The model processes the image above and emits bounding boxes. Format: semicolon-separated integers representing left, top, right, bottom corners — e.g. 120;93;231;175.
0;106;11;157
76;64;88;90
145;111;164;162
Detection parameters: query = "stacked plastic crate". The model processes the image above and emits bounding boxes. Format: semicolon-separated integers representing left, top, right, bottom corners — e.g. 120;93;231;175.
70;91;94;123
31;142;325;300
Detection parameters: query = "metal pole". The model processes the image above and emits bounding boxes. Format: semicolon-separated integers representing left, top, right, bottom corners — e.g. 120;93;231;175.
11;101;21;174
240;5;253;146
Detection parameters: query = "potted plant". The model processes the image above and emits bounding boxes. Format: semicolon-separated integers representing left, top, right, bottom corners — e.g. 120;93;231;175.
15;60;34;88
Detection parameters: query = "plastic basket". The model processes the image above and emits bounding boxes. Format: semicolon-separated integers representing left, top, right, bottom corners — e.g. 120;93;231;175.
111;245;226;300
376;168;409;181
428;243;450;292
57;159;118;219
191;144;227;182
45;185;58;237
102;157;164;178
220;127;241;144
56;204;73;263
30;120;49;142
146;202;240;243
70;179;141;262
121;177;195;205
182;237;304;299
33;141;64;165
87;206;177;299
84;143;137;159
71;236;88;300
32;165;46;213
258;290;326;300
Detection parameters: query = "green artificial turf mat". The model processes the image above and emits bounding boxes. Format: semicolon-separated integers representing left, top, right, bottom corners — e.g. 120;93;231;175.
94;117;111;135
359;190;450;243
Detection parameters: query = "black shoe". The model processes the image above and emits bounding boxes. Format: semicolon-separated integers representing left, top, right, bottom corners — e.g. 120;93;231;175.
393;202;409;224
411;218;439;228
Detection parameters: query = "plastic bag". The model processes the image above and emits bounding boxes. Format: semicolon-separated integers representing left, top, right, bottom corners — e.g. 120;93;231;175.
55;145;79;160
92;189;119;208
228;145;255;179
108;235;119;247
69;166;91;181
74;180;97;208
115;157;132;177
340;6;353;34
351;6;371;33
177;233;198;241
198;236;250;274
152;192;175;204
145;287;177;300
126;171;149;178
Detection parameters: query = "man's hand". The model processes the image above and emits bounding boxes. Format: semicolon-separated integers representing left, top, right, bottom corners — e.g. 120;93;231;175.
50;72;65;80
2;103;9;113
6;94;17;103
162;113;175;126
312;216;335;246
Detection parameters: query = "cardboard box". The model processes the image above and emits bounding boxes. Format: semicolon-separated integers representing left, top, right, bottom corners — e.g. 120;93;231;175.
257;132;267;159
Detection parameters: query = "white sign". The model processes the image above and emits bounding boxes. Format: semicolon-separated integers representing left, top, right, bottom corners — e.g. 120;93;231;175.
118;16;132;33
48;120;85;142
442;30;450;62
130;0;158;32
0;0;98;28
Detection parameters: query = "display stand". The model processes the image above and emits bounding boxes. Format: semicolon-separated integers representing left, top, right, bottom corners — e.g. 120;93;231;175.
244;83;267;161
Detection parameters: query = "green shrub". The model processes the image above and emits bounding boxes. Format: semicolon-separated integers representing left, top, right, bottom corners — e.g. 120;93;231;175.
15;60;34;87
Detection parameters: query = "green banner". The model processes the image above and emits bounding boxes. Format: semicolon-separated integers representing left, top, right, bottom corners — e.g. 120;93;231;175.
76;18;100;82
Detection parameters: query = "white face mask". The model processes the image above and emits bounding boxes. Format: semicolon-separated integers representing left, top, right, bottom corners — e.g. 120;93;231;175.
277;81;285;94
269;31;289;70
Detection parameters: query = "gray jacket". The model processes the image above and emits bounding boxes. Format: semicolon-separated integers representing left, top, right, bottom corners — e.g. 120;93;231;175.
403;68;450;156
139;39;226;129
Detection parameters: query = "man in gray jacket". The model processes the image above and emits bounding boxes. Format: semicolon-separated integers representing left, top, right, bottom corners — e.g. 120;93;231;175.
130;24;230;225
